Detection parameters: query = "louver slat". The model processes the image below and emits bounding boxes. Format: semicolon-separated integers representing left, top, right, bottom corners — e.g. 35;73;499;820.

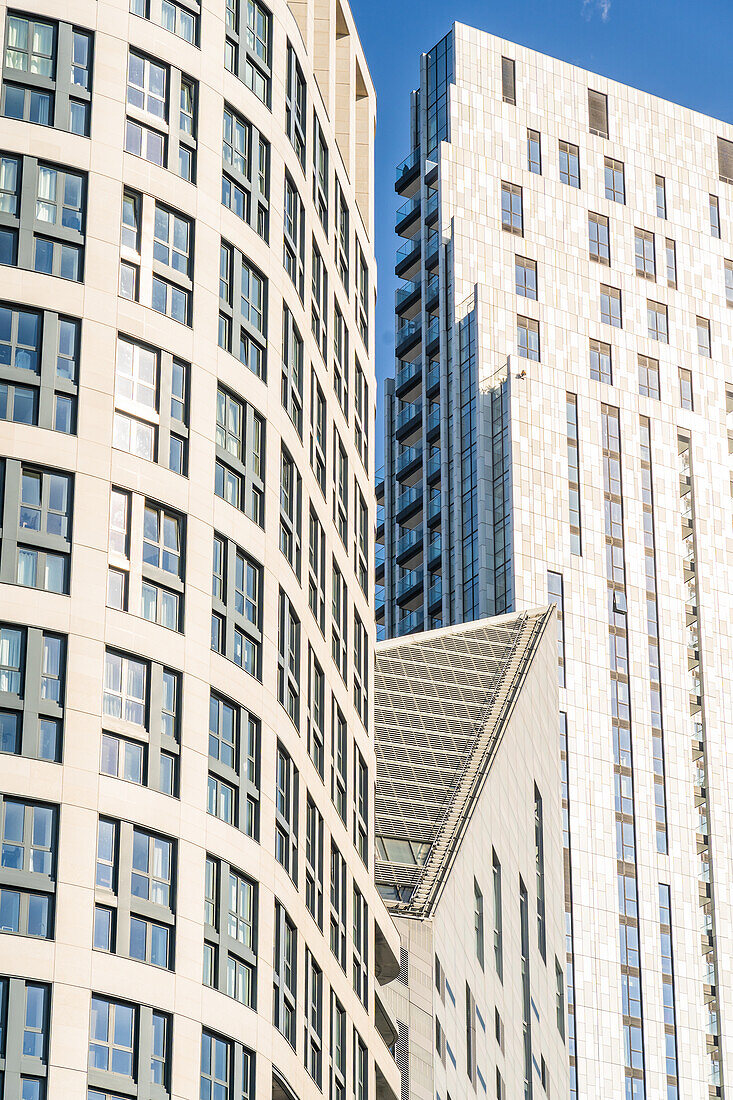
501;56;516;106
718;137;733;184
588;89;609;138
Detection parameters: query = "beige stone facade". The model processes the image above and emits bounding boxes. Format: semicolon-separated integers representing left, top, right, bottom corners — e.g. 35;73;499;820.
0;1;400;1098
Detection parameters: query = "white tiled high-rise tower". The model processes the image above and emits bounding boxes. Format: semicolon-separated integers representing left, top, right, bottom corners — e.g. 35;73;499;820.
0;0;401;1097
377;23;733;1100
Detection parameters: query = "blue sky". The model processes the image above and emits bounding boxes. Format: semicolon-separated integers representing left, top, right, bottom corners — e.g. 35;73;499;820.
348;0;733;466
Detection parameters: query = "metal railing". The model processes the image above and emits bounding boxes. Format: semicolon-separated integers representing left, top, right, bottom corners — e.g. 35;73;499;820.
395;148;420;184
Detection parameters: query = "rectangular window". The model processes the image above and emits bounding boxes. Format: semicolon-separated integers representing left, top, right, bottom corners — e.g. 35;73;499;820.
280;446;302;576
310;368;327;495
211;534;263;680
527;129;541;174
588;212;610;264
600;284;622;327
278;589;301;728
207;692;260;838
547;570;566;687
638;354;660;400
517;315;540;360
330;842;347;969
224;0;272;107
559;140;580;187
282;306;304;434
304;948;323;1086
286;44;306;167
515;256;537;299
313;112;328;229
353;885;368;1006
273;901;297;1047
283;174;305;299
354;613;368;727
655;174;667;219
0;303;79;433
9;461;73;595
588;88;609;137
474;878;484;968
0;622;66;762
331;698;347;821
114;334;188;474
679;368;693;411
3;13;93;135
710;194;721;238
665;238;677;288
330;993;346;1100
697;316;711;357
604;157;625;203
501;182;522;235
501;56;516;105
311;240;328;360
492;849;503;980
567;393;581;555
335;176;349;287
647;300;668;342
718;136;733;183
332;562;348;680
354;747;368;864
590;338;612;385
214;383;265;525
222;104;270;240
535;784;546;960
354;482;368;595
634;228;655;278
333;431;348;546
305;795;324;929
203;854;258;1009
725;259;733;305
354;359;368;468
307;645;325;773
333;302;349;417
0;797;57;939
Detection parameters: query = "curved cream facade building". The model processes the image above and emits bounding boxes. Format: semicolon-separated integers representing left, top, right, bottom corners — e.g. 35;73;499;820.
0;1;400;1098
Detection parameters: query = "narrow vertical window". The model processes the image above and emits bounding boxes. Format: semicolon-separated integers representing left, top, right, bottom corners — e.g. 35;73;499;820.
547;571;566;687
567;394;581;555
492;849;503;980
501;56;515;105
535;784;546;961
474;879;484;969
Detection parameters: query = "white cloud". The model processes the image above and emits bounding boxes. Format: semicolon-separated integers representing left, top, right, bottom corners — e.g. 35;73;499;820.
582;0;611;21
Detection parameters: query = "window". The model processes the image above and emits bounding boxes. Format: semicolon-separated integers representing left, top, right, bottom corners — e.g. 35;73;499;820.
588;212;609;264
313;112;329;229
604;157;625;203
280;446;302;576
278;589;301;728
304;793;324;930
2;13;93;135
273;901;297;1047
94;817;175;970
332;561;348;680
0;797;56;939
590;338;611;385
114;335;189;474
211;535;263;679
333;302;349;416
697;316;711;357
3;461;73;595
222;104;270;241
501;56;516;104
218;241;268;380
0;623;65;762
517;315;540;360
330;993;346;1100
515;256;537;299
678;367;694;411
125;50;197;181
357;243;369;349
354;613;368;726
354;360;369;467
89;996;170;1096
208;691;260;838
465;983;477;1086
140;502;184;631
535;784;546;960
725;259;733;305
588;88;608;137
203;854;257;1008
282;306;304;434
214;384;265;526
330;842;347;969
331;698;347;821
354;482;368;595
0;303;79;433
718;136;733;183
354;747;368;864
307;645;325;773
634;229;655;278
474;879;485;968
305;948;323;1085
710;192;722;237
647;300;668;342
151;203;192;324
0;979;50;1096
559;140;580;187
225;0;272;107
200;1029;255;1100
665;238;677;288
600;284;622;327
286;44;306;167
335;176;349;286
284;174;305;299
527;129;541;174
547;570;566;687
311;240;328;360
638;354;660;400
275;741;299;880
567;393;581;555
101;649;179;796
652;173;667;218
501;182;522;234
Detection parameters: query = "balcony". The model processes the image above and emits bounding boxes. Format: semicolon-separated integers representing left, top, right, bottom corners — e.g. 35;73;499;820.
396;316;422;359
425;189;439;224
395;147;420;196
427;450;440;478
396;277;422;318
396;525;423;564
427;403;440;434
425;272;439;309
397;566;423;602
396;483;422;520
396;356;422;394
395;236;421;280
427;493;441;522
396;193;421;238
428;532;441;564
425;315;440;350
396;398;422;442
428;575;442;606
397;607;425;636
397;443;423;476
426;361;440;393
425;229;440;268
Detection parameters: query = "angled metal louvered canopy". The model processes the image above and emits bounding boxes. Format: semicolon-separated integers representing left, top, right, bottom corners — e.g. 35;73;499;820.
374;606;554;917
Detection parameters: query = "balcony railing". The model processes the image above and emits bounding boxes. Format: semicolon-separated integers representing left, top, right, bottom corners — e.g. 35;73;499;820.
425;190;439;220
397;567;423;596
396;238;420;266
397;484;422;513
427;362;440;390
425;316;439;346
427;404;440;431
428;493;441;520
397;444;422;473
396;357;422;389
425;230;440;261
396;399;422;429
428;576;442;604
396;278;421;308
396;194;421;224
397;607;425;636
427;450;440;477
395;148;420;185
397;526;423;556
397;316;421;343
428;532;441;560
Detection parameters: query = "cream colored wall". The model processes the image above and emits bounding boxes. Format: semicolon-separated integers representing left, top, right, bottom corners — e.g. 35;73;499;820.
0;0;398;1097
